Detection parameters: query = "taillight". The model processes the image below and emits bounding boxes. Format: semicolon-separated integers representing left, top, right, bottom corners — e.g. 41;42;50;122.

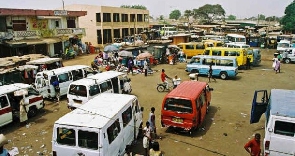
53;151;56;156
265;140;270;150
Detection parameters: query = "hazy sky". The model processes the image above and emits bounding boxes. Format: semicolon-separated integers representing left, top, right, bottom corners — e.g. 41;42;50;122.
0;0;293;18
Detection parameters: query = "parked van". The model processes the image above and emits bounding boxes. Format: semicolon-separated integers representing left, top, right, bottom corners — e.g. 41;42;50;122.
186;55;238;80
177;42;207;57
67;71;132;109
203;47;247;67
52;93;143;156
224;43;257;66
34;65;95;99
0;83;44;127
250;89;295;156
26;57;63;71
161;81;213;135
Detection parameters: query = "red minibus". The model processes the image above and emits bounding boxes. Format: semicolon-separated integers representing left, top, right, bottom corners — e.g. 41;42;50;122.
161;81;213;135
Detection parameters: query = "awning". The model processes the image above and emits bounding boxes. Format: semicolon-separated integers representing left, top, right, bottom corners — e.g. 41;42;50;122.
37;16;62;19
25;39;46;45
42;38;62;44
2;41;27;48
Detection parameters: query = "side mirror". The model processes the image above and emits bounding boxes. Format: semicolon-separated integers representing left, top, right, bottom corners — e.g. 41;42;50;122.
209;88;214;91
140;107;144;112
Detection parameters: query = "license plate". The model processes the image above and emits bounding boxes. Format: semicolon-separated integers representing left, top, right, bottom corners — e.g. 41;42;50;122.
172;117;183;123
73;99;82;104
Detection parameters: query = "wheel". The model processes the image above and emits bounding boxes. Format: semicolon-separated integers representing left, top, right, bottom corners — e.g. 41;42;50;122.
220;72;228;80
285;58;291;64
157;85;165;92
27;107;38;118
191;69;199;74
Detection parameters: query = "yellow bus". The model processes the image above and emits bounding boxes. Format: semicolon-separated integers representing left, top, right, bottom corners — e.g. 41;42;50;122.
177;42;211;58
203;47;247;67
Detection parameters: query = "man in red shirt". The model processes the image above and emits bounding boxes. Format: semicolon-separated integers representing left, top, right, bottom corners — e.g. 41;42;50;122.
161;69;170;89
244;133;261;156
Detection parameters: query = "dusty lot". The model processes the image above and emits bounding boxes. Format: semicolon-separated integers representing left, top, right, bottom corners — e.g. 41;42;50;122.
1;48;295;156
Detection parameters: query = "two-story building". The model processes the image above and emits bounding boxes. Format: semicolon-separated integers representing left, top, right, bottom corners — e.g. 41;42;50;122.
64;4;149;48
0;8;86;57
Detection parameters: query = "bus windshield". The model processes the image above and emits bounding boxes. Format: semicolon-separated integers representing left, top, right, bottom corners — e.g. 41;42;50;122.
69;85;87;97
164;98;192;114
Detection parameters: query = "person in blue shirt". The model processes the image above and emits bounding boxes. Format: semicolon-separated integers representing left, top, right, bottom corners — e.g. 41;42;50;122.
51;76;60;103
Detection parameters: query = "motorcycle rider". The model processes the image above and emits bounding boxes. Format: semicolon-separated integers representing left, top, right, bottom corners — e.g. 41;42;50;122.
161;69;171;90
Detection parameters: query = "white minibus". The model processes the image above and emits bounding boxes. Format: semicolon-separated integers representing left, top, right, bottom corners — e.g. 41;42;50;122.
225;34;246;45
52;93;143;156
34;65;95;99
67;71;132;109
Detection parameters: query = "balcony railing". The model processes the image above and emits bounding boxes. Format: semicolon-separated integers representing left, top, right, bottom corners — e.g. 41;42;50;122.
54;28;85;36
13;30;40;38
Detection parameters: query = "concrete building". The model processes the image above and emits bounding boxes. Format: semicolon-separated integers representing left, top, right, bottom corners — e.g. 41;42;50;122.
0;8;86;57
64;4;149;48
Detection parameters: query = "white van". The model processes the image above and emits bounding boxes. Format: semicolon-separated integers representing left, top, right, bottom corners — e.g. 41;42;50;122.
52;93;143;156
67;71;132;109
0;83;44;127
250;89;295;156
34;65;95;99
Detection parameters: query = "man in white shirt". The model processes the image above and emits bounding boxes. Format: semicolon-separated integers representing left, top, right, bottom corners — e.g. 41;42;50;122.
172;75;181;88
144;58;148;77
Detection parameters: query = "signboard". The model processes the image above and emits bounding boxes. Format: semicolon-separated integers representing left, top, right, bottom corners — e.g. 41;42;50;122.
14;89;28;96
54;10;68;16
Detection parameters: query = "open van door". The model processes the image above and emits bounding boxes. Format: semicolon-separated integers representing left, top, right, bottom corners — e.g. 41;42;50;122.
250;90;269;124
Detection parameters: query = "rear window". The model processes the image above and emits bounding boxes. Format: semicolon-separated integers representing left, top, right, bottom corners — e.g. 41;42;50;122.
78;130;98;150
57;127;76;146
274;121;295;137
163;98;192;113
69;85;87;97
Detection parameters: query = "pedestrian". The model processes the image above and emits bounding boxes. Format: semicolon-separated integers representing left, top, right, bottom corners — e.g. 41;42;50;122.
244;133;261;156
143;121;152;156
246;56;251;70
19;98;28;124
275;59;281;74
161;69;171;90
272;54;278;70
208;64;216;83
144;58;148;77
0;134;10;156
123;145;132;156
148;107;156;139
172;75;181;88
52;76;60;103
127;57;134;75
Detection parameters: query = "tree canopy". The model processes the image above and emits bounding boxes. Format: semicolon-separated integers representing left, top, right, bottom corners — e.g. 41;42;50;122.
227;15;236;20
258;14;266;20
187;4;226;24
281;0;295;32
169;10;181;20
120;5;147;10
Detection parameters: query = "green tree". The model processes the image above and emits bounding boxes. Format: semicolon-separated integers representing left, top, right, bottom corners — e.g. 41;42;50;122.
227;15;236;20
258;14;266;20
169;9;181;20
265;16;280;22
120;5;147;10
281;0;295;32
159;15;164;20
192;4;226;23
184;10;192;19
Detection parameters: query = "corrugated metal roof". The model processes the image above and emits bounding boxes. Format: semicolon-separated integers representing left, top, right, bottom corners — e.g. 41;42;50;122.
270;89;295;118
54;93;136;128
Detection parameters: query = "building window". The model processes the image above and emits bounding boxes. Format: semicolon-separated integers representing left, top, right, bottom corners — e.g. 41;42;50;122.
103;13;111;22
67;17;76;28
103;29;112;44
55;20;60;28
113;29;120;38
113;13;120;22
144;14;149;22
122;28;129;37
12;20;26;31
130;14;135;22
137;14;143;22
96;13;101;22
121;14;128;22
97;29;102;44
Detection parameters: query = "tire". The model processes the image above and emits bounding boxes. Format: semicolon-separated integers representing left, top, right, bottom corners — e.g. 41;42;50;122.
157;85;165;92
285;58;291;64
191;69;199;74
27;107;38;118
220;72;228;80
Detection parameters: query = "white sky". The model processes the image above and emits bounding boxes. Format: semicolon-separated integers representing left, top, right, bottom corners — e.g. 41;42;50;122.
0;0;293;19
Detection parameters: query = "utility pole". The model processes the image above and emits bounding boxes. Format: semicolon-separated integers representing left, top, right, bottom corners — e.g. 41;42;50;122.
62;0;65;10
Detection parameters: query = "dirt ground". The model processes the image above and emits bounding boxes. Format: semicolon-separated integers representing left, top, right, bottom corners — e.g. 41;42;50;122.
1;48;295;156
